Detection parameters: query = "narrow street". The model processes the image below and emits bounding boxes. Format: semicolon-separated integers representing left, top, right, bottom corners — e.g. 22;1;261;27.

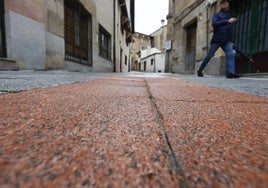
0;72;267;187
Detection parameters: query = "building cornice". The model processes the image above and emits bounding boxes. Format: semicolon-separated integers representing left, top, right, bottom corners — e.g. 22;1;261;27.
118;0;133;44
141;52;164;61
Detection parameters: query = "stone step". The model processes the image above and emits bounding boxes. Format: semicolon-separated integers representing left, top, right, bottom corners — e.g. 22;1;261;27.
243;72;268;78
0;58;19;70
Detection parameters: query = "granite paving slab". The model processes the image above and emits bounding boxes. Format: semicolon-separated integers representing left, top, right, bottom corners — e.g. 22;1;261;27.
0;73;267;187
0;76;181;187
146;78;268;187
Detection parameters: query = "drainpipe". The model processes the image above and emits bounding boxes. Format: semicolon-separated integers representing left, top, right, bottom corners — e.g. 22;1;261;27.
113;0;116;72
0;0;6;57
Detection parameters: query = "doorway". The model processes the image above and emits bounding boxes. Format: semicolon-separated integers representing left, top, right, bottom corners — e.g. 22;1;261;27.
185;21;197;71
120;48;123;72
144;61;147;71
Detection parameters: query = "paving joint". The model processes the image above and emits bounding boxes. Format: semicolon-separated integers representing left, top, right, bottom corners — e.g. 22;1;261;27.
0;90;19;94
144;78;188;188
156;98;268;104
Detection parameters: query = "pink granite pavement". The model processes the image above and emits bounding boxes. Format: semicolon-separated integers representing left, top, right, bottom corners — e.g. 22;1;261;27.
0;75;267;187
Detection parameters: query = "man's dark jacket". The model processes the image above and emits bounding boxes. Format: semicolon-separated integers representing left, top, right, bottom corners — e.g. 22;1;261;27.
211;10;233;44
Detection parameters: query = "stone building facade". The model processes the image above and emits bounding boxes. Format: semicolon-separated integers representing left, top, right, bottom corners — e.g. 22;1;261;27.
167;0;268;75
0;0;134;72
130;32;151;71
130;25;167;72
150;25;167;52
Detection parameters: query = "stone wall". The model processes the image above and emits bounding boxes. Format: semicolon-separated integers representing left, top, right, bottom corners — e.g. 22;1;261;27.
168;0;227;75
5;0;46;70
45;0;65;70
2;0;133;72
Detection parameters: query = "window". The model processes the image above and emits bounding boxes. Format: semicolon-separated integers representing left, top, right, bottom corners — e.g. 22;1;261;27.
64;0;92;65
151;58;154;66
99;25;111;60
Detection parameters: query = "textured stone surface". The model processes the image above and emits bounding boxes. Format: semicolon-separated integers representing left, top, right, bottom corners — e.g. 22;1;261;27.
0;76;179;187
0;73;267;187
147;78;268;187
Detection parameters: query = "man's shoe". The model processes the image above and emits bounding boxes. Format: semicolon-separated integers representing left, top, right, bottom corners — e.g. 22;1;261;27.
226;73;242;79
197;70;203;77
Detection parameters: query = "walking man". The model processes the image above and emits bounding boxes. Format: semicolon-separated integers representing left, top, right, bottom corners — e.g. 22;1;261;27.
197;0;241;78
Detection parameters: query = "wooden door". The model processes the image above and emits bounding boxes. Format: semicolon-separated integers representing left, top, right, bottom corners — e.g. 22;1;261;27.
185;21;197;71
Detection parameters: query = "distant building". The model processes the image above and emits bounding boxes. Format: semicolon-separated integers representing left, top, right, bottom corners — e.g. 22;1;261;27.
130;32;151;71
131;25;167;72
140;47;165;73
150;25;167;52
167;0;268;75
0;0;135;72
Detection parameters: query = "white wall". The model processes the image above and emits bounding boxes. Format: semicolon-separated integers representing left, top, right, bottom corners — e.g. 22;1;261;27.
140;53;165;73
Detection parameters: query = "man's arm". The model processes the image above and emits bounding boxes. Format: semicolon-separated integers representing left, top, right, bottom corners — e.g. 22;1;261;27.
212;13;237;28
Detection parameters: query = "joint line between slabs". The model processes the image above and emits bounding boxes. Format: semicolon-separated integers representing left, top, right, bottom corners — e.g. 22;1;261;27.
144;78;187;188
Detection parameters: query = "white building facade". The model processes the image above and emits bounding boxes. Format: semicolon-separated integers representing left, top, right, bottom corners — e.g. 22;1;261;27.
140;47;165;73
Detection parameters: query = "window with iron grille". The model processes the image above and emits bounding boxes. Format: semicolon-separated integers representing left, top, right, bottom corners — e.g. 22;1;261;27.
64;0;92;66
99;25;111;60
